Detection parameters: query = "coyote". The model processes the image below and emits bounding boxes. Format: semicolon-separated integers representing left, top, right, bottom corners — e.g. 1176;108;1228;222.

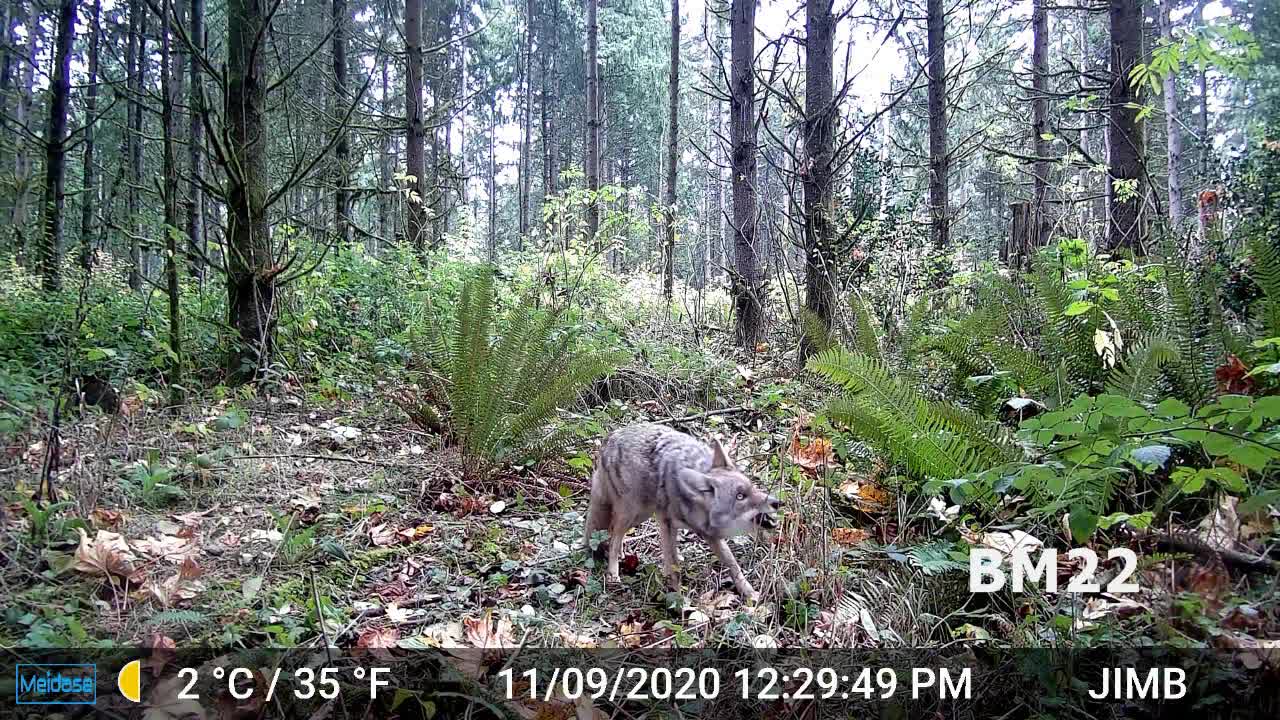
583;423;780;601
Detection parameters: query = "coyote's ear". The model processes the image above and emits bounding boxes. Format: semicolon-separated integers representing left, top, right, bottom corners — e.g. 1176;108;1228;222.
710;437;734;470
679;469;718;501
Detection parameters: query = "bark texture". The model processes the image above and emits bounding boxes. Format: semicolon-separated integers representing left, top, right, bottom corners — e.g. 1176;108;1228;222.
730;0;764;348
1106;0;1147;252
801;0;835;359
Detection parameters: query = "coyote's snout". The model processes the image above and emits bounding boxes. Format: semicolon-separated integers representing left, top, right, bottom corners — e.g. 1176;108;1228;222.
583;423;780;602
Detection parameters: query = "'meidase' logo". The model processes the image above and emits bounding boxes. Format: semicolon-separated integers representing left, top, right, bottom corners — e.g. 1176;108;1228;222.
15;664;98;705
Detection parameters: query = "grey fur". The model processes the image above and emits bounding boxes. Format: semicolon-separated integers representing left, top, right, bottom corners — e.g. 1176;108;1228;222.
583;423;780;601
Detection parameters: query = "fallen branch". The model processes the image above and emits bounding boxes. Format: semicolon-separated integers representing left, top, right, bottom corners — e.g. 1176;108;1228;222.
658;405;754;425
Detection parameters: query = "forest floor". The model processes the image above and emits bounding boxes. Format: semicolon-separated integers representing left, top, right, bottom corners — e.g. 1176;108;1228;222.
6;358;1277;665
4;370;920;652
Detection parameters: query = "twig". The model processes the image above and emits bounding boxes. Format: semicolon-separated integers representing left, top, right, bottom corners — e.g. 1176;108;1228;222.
657;405;754;425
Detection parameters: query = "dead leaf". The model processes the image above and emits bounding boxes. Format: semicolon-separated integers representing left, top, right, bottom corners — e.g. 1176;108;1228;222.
74;529;140;580
964;528;1043;559
91;508;124;528
145;634;178;676
171;510;210;527
368;522;396;547
404;621;465;648
1198;495;1241;551
463;611;517;648
146;571;206;608
355;626;399;660
134;535;199;564
394;524;433;543
617;618;651;648
1216;355;1256;395
788;435;835;473
858;482;891;507
618;553;641;576
557;628;597;648
831;527;870;546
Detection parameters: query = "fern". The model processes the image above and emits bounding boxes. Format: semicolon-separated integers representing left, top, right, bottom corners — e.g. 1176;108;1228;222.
1247;236;1280;337
423;267;624;477
144;609;209;628
798;307;836;354
1105;335;1178;402
1162;264;1218;403
809;347;1015;481
847;291;885;362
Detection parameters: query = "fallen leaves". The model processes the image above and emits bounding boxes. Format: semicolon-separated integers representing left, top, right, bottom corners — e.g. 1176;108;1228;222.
836;478;891;511
369;518;433;547
146;558;207;608
463;611;517;649
831;527;870;546
74;529;140;580
1215;355;1256;395
355;626;400;660
787;414;837;474
134;534;199;564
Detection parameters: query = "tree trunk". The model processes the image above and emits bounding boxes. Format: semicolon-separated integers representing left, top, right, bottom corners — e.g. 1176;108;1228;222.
730;0;763;348
160;0;183;404
186;0;206;279
585;0;601;245
36;0;77;290
926;0;949;250
488;99;497;260
1106;0;1147;252
79;0;102;269
715;10;728;283
1195;0;1209;183
1160;0;1184;231
1030;0;1050;257
378;45;391;245
661;0;679;301
332;0;350;245
405;0;427;255
542;0;559;198
12;0;44;240
127;0;148;289
801;0;835;360
517;0;533;242
225;0;274;378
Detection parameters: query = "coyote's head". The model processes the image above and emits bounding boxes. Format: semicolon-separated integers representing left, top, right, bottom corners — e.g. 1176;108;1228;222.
680;438;781;539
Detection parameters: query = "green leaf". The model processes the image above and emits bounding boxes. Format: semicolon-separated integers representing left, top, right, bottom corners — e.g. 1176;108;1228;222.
1228;444;1273;472
1100;511;1153;530
1068;506;1099;543
213;408;246;431
1206;466;1247;493
1252;396;1280;421
1240;489;1280;514
1172;467;1205;493
1201;432;1237;456
1064;300;1095;317
1154;398;1190;418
